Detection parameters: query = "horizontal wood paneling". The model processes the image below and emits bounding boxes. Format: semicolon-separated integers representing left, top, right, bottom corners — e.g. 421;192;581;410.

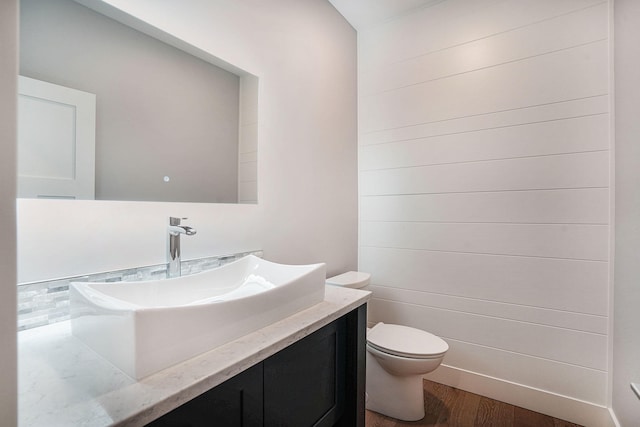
357;0;610;406
360;151;608;196
359;0;605;69
369;298;608;370
360;3;608;95
238;160;258;182
360;246;608;321
361;222;609;260
360;41;608;133
239;123;258;153
238;181;257;203
360;95;608;146
360;189;609;224
369;285;607;334
435;338;608;406
390;328;607;404
239;151;257;163
360;114;609;171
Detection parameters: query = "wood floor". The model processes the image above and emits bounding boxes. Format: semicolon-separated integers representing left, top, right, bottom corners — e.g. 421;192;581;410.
365;380;583;427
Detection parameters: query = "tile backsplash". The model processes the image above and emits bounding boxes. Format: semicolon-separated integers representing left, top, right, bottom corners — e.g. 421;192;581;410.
17;250;262;331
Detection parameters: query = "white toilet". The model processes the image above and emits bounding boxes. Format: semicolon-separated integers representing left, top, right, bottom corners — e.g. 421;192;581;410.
326;271;449;422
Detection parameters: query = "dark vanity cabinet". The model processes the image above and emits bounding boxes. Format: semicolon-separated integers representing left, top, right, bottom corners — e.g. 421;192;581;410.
148;363;264;426
147;304;366;427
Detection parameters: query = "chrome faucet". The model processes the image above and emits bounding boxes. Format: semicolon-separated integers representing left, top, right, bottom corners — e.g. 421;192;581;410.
167;217;197;278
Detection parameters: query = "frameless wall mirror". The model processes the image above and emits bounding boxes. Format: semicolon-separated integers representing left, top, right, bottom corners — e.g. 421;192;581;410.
18;0;258;203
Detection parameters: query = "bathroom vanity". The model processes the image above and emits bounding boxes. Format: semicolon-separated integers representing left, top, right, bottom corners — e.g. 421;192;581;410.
18;285;369;427
149;308;363;427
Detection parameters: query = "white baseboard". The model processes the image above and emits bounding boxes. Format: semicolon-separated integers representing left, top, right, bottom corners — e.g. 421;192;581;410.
608;407;622;427
425;365;616;427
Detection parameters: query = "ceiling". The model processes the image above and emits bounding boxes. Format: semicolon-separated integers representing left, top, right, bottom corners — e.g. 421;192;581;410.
328;0;444;31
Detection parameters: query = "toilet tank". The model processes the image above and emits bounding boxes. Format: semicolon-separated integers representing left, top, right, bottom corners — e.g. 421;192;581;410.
326;271;370;289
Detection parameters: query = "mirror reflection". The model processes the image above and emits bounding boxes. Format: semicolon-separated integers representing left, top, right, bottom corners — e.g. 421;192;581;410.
18;0;258;203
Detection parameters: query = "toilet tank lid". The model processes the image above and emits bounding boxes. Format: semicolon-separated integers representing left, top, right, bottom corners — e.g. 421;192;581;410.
368;323;449;357
326;271;371;288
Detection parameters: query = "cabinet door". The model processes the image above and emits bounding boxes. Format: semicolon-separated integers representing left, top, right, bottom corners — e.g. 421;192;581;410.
263;317;346;427
147;363;263;427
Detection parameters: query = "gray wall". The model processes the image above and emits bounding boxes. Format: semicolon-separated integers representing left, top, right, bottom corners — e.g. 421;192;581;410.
17;0;357;286
613;0;640;425
0;0;17;423
20;0;240;203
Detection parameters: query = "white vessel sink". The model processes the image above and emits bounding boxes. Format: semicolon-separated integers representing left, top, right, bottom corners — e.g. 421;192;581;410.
70;255;326;379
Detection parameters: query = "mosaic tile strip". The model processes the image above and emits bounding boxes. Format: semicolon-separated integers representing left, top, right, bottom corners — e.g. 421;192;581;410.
17;250;263;331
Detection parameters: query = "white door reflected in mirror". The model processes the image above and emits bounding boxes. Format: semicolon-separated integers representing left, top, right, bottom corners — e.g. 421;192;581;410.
17;76;96;200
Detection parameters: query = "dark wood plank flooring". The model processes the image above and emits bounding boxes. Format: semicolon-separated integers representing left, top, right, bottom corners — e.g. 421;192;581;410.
365;380;583;427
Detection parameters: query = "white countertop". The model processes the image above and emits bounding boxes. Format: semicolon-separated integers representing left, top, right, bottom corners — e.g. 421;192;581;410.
18;285;370;427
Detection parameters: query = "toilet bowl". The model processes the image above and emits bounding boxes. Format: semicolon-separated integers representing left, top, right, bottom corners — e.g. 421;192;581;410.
326;272;449;422
366;322;448;421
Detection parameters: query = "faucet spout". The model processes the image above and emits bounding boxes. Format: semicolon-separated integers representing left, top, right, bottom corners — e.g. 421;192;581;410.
167;217;196;278
168;225;197;236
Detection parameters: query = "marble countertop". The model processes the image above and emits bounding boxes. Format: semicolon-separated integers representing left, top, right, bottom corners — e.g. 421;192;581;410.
19;285;370;427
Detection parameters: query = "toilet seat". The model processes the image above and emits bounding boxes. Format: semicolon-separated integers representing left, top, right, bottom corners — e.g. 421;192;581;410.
367;323;449;359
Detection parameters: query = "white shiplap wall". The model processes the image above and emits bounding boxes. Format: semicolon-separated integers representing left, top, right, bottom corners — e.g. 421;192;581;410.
238;74;258;203
358;0;611;422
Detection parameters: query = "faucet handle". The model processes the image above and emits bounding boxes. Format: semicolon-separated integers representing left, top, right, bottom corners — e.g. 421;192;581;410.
169;217;188;226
